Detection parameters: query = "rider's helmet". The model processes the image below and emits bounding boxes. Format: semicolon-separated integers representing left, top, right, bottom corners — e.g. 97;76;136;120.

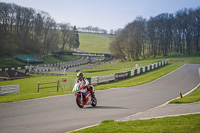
77;72;83;80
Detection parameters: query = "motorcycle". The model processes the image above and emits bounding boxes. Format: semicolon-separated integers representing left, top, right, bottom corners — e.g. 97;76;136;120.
72;82;97;108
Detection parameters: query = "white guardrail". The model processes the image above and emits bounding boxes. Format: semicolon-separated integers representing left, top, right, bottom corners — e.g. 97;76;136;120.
0;84;19;96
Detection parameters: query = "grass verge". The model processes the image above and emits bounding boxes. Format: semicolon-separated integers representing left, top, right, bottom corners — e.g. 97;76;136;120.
71;114;200;133
169;85;200;104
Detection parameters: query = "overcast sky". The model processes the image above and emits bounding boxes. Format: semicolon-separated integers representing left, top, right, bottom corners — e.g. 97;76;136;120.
1;0;200;31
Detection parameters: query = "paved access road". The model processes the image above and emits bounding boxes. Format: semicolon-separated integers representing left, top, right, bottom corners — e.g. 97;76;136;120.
0;64;200;133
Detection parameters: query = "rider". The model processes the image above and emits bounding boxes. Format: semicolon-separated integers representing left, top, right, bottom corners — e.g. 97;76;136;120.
75;72;96;100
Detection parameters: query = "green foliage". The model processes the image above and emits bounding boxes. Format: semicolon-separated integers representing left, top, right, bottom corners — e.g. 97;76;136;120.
72;114;200;133
73;26;80;48
110;7;200;61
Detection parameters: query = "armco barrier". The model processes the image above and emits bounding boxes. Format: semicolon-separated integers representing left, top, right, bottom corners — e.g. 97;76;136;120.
0;57;87;72
88;60;168;84
91;74;115;84
131;70;135;76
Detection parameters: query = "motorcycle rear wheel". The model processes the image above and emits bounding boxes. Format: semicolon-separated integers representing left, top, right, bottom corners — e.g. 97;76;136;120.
76;95;84;108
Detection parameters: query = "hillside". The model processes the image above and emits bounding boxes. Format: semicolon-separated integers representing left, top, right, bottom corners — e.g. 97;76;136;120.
79;32;113;54
0;33;112;68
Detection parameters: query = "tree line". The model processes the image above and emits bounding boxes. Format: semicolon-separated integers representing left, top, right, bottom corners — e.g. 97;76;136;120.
0;2;79;57
110;7;200;61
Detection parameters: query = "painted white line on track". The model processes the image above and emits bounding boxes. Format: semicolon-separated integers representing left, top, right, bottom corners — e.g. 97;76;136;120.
163;82;200;106
66;124;99;133
123;112;200;121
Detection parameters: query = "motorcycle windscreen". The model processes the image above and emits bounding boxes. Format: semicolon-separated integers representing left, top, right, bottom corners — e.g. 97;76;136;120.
72;83;81;92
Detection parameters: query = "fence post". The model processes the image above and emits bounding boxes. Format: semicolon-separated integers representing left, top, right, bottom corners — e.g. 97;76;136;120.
57;80;59;91
38;82;40;92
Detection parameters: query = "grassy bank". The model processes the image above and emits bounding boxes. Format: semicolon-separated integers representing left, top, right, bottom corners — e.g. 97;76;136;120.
0;55;81;68
170;85;200;104
0;32;112;68
79;32;112;54
71;114;200;133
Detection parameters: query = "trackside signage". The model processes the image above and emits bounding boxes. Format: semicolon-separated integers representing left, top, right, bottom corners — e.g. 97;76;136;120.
72;52;105;57
115;72;128;80
0;84;19;96
52;51;112;58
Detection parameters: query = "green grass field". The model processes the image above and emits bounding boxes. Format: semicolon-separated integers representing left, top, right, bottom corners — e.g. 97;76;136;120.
1;55;200;103
0;58;173;103
71;114;200;133
79;32;113;54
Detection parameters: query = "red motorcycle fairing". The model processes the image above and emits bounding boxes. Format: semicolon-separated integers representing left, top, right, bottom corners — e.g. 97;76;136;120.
73;83;97;108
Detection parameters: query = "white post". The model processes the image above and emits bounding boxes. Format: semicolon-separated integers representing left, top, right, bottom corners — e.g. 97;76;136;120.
64;68;66;75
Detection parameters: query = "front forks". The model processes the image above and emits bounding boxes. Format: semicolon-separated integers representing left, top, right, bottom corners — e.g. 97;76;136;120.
81;93;83;105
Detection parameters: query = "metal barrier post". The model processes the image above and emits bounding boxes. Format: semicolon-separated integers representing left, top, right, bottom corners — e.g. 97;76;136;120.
38;82;40;92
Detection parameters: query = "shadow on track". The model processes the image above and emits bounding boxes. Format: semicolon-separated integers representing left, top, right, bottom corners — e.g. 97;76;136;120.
84;105;128;109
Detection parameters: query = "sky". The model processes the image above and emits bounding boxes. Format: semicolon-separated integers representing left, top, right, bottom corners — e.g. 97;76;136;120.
0;0;200;31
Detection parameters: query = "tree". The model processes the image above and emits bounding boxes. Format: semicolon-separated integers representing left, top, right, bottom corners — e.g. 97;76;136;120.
110;7;200;59
73;26;80;49
0;2;77;56
59;23;71;51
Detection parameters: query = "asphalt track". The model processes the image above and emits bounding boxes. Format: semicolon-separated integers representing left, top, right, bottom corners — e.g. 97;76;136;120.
0;64;200;133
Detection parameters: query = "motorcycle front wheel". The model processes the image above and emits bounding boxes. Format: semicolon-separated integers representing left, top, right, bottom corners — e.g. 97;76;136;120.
91;97;97;107
76;95;84;108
